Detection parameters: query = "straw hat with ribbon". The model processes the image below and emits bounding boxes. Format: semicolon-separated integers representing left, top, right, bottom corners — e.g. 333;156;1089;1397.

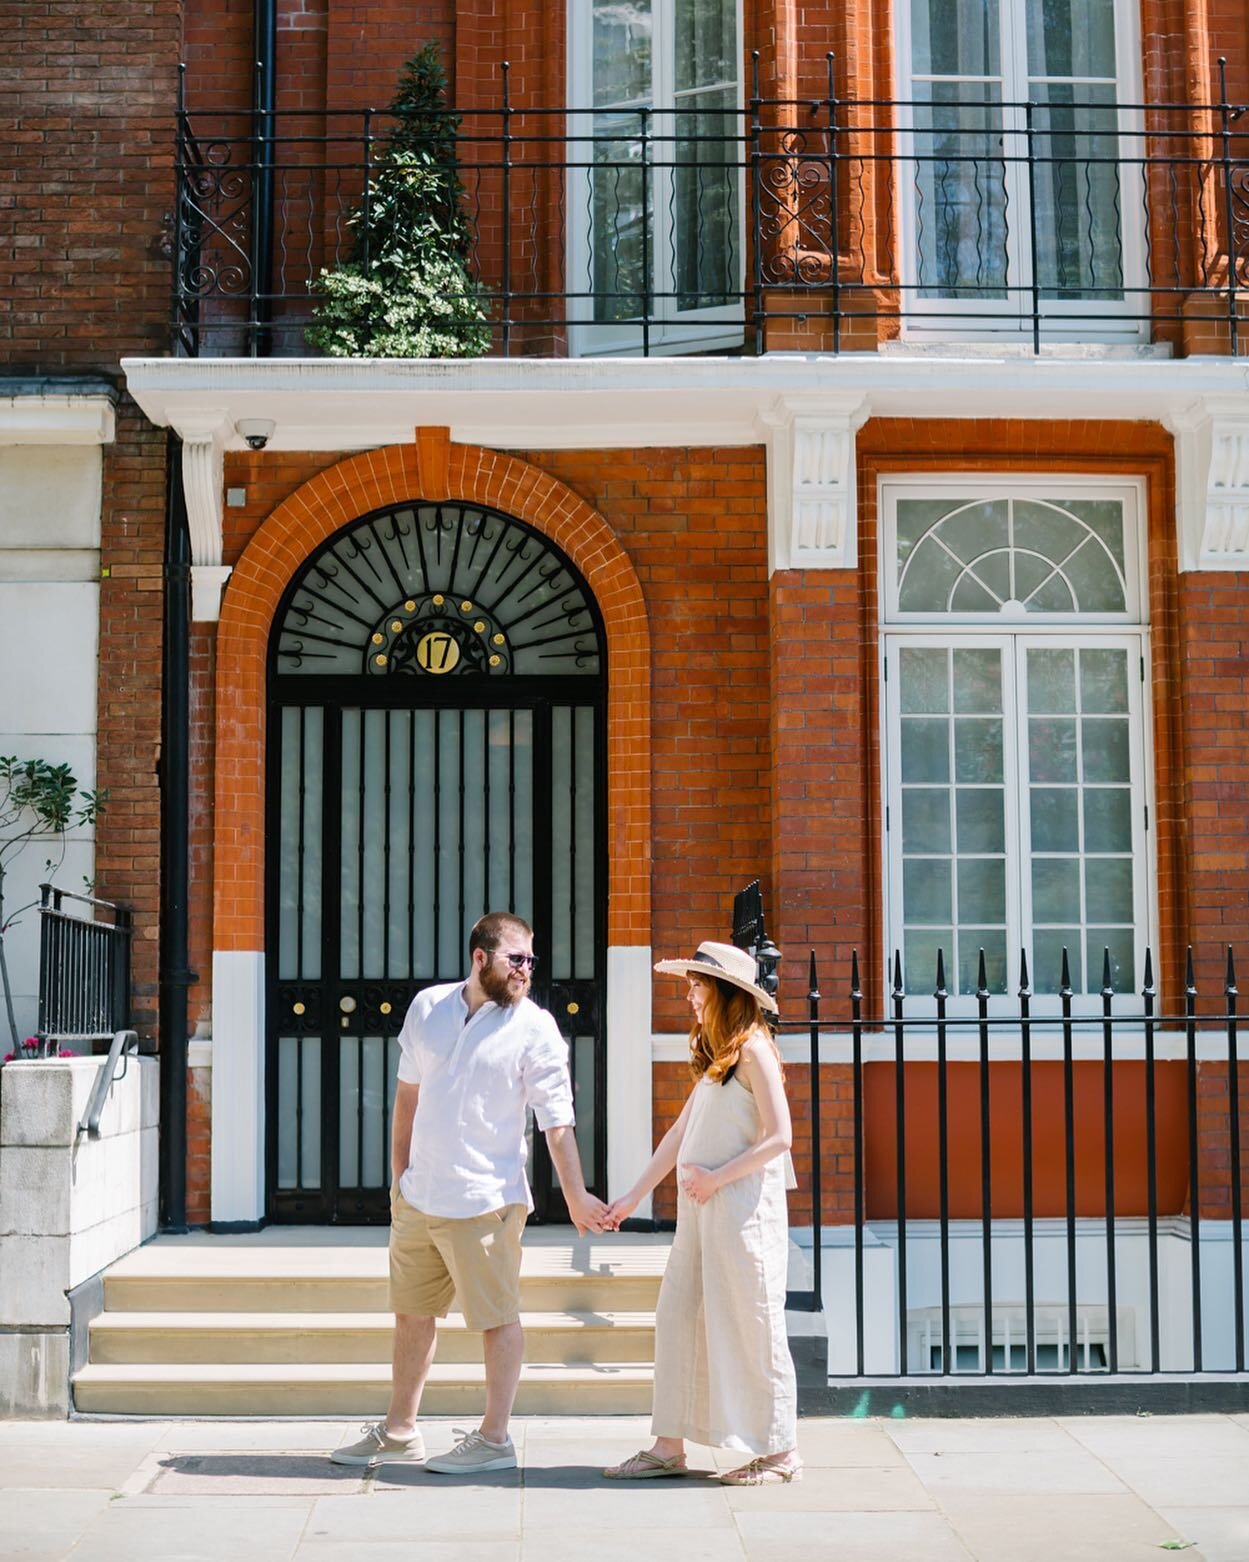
653;940;778;1014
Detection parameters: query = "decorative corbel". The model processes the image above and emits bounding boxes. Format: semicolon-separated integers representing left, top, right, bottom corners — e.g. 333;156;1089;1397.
178;410;233;621
1166;397;1249;572
764;394;870;574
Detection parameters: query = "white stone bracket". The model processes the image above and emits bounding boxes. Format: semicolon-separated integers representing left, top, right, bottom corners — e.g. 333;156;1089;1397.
179;410;234;621
1167;396;1249;571
764;393;870;573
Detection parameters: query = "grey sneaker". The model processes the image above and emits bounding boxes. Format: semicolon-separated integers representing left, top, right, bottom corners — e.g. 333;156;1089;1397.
424;1427;517;1475
330;1421;426;1467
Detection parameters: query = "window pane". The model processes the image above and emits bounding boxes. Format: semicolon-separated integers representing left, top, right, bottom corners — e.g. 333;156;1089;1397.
1029;717;1077;781
904;859;952;923
1087;928;1135;993
593;0;652;105
958;858;1005;923
1027;646;1075;713
1081;717;1130;781
953;648;1002;712
1033;929;1080;993
902;717;950;782
1032;85;1125;304
591;114;647;322
957;931;1008;995
674;92;738;310
1030;786;1079;852
903;788;951;852
956;787;1005;852
1080;647;1129;712
904;929;951;995
955;718;1003;782
1085;858;1133;924
1026;0;1117;82
912;85;1008;301
1083;786;1131;851
911;0;1000;77
1033;857;1081;922
900;646;949;712
676;0;736;92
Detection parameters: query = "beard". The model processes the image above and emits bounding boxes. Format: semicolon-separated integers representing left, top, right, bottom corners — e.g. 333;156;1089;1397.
480;960;530;1008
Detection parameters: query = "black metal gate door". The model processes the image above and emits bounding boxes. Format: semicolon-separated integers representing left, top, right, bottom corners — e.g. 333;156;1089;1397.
264;503;606;1224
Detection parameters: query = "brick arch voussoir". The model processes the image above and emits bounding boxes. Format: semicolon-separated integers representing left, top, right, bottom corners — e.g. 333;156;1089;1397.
214;443;651;954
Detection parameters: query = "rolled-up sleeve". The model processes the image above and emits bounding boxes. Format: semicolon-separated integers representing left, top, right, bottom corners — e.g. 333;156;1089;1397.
522;1015;575;1131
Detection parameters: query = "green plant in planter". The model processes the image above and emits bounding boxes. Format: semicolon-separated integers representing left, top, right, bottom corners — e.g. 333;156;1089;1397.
307;45;491;358
0;756;104;1053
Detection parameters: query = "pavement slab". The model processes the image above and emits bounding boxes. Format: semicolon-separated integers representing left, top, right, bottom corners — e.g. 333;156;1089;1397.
0;1413;1246;1562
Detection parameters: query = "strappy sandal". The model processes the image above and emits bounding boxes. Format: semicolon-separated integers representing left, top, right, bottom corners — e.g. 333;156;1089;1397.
720;1453;803;1486
603;1449;689;1480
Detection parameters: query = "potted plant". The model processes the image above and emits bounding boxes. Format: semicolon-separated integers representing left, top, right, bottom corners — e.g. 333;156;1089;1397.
307;44;492;357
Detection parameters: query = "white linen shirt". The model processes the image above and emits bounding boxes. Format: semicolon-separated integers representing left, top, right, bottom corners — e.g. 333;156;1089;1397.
396;980;575;1218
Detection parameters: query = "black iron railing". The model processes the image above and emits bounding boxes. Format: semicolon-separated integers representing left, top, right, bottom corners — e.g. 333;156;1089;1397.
36;885;132;1049
173;58;1248;358
775;943;1247;1379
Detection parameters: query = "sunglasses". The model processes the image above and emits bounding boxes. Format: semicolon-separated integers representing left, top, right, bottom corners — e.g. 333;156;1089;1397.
494;951;538;971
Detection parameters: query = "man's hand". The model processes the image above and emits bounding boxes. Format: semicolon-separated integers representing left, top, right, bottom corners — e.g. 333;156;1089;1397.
603;1194;639;1231
565;1189;609;1237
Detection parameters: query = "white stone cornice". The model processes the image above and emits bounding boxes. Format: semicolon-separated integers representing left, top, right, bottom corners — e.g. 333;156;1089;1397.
1165;396;1249;571
177;410;233;620
765;393;870;572
0;393;115;446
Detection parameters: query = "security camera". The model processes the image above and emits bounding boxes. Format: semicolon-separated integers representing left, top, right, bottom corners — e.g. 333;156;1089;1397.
236;418;275;451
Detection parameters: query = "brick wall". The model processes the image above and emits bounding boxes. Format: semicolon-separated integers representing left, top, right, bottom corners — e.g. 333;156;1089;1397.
94;405;168;1039
0;1;180;371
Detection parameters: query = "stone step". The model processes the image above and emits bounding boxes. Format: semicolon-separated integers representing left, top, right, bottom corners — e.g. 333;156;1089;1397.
71;1360;656;1417
88;1309;657;1365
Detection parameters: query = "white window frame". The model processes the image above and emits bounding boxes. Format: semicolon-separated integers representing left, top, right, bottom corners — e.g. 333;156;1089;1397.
894;0;1148;342
566;0;746;358
880;475;1157;1015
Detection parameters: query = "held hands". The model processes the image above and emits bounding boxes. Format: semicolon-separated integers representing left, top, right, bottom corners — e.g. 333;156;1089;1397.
566;1190;610;1237
679;1163;721;1205
602;1194;639;1232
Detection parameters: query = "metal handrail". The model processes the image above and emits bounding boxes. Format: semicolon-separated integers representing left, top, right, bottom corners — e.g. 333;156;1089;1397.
77;1029;139;1140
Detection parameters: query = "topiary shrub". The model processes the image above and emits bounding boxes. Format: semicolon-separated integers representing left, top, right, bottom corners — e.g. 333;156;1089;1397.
307;44;491;358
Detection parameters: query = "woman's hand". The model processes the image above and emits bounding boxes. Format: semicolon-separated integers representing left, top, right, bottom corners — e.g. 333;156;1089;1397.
680;1164;721;1205
603;1193;639;1230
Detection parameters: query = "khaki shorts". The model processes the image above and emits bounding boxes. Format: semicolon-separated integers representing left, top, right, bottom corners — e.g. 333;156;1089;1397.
389;1189;526;1332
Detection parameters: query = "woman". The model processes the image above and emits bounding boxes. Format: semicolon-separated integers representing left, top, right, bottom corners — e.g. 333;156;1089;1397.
604;940;801;1486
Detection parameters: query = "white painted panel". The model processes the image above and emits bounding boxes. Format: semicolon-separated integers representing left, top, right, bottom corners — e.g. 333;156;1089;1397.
211;950;266;1223
0;843;96;1047
606;944;653;1215
0;583;99;734
0;447;102;548
0;551;99;583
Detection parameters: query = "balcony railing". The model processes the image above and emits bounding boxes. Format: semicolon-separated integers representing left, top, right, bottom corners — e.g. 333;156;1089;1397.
174;60;1249;359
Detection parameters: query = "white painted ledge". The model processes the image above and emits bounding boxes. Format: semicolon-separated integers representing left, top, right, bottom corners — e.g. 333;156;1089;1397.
0;393;115;446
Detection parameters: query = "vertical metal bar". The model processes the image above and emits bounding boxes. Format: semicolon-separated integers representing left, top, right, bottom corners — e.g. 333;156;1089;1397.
1101;947;1119;1374
749;52;765;355
382;711;392;980
500;61;513;356
1025;98;1041;354
458;710;466;954
433;711;442;973
407;709;417;979
1227;947;1244;1371
892;951;908;1373
569;710;579;980
808;951;822;1312
851;950;865;1374
508;708;516;909
173;63;188;352
936;949;952;1373
1217;59;1239;356
640;105;651;357
1186;946;1203;1370
1143;949;1161;1371
977;949;993;1373
826;52;841;354
1061;947;1078;1371
1019;949;1036;1375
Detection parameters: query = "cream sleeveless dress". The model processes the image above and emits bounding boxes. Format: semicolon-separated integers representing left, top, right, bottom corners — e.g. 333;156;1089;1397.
651;1068;798;1455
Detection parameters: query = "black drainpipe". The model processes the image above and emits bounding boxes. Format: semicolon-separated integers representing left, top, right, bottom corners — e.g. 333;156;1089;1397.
159;437;195;1231
250;0;277;355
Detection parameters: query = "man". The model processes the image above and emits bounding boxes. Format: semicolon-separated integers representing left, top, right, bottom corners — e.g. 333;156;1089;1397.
331;911;608;1475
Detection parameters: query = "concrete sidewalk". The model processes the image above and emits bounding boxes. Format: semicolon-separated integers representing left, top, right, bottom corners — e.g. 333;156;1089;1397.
2;1413;1247;1561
